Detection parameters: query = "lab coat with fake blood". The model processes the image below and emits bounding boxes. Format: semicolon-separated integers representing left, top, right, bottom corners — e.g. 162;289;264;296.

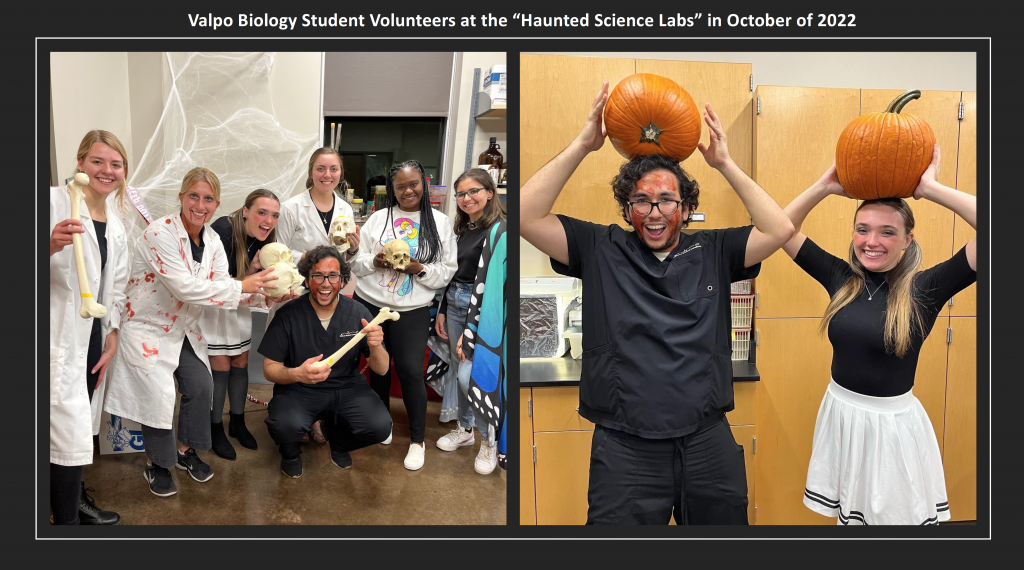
104;213;271;430
49;187;129;466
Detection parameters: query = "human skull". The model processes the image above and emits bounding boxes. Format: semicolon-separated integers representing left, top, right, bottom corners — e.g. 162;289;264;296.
257;243;303;297
263;263;304;297
330;214;357;250
383;239;411;270
259;242;293;268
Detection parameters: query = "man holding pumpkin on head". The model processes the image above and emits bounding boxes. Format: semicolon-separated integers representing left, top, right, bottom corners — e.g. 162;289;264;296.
520;76;795;525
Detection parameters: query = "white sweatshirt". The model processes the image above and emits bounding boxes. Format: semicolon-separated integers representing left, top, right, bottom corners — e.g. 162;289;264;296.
351;206;457;311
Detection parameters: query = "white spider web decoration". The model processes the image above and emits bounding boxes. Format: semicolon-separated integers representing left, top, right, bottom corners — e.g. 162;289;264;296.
118;52;319;247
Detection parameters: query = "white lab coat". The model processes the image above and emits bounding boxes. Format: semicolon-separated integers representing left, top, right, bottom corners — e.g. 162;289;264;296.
103;213;270;430
49;187;129;466
268;190;355;324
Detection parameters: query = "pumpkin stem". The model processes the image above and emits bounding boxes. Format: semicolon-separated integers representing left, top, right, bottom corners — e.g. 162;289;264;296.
639;121;664;145
885;89;922;114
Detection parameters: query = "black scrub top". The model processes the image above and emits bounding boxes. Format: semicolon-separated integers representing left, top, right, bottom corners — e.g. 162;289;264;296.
258;294;372;389
551;215;759;439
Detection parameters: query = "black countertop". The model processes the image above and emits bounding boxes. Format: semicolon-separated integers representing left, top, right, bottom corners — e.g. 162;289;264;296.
520;356;760;388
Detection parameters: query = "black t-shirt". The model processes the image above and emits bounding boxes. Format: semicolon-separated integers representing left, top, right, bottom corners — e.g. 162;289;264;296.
551;215;759;438
794;238;976;397
189;231;205;264
258;294;372;389
454;226;488;283
211;216;273;278
93;220;107;271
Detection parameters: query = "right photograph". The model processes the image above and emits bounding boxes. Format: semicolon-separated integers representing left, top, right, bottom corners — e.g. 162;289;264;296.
518;52;978;526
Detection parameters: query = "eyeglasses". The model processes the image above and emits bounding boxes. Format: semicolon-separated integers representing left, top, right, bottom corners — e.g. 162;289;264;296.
455;187;486;201
627;199;682;217
310;273;342;284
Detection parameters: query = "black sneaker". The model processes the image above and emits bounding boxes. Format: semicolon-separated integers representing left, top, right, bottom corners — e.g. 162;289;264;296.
330;450;353;470
176;448;214;483
144;464;177;497
79;484;122;525
281;456;303;478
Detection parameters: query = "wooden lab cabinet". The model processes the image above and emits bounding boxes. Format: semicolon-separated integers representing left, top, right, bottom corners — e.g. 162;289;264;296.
521;382;758;525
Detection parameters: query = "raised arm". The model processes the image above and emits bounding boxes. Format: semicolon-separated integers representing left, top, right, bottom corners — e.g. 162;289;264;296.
781;163;852;260
914;144;976;270
520;81;610;266
697;103;795;267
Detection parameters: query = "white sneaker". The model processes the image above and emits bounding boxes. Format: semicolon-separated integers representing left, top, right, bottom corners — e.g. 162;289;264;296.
435;424;475;451
474;442;497;475
381;430;392;445
404;442;425;471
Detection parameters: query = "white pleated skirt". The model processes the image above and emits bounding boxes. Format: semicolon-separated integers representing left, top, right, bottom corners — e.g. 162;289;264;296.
199;305;252;356
803;379;951;525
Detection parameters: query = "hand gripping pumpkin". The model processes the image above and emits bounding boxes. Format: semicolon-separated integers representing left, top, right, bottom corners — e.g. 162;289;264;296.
836;89;936;200
603;73;702;161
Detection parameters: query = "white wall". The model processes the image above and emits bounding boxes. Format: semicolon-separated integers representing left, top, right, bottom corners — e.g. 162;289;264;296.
51;53;134;185
446;52;507;219
50;52;322;197
520;51;978;276
526;52;977;91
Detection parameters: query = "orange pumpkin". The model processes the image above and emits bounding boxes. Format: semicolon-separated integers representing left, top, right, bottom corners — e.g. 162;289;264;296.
603;73;701;161
836;90;936;200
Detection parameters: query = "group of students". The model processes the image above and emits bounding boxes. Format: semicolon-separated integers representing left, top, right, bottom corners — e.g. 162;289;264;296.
520;81;977;525
49;131;507;524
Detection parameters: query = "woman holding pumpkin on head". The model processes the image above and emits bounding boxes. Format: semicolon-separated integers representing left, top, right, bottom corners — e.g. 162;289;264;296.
782;139;976;525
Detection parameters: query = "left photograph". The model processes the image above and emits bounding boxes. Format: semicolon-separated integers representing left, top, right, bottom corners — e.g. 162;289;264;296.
46;51;507;526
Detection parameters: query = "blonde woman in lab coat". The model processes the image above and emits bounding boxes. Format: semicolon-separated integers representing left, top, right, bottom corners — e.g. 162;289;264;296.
273;147;361;443
104;167;277;498
49;130;130;525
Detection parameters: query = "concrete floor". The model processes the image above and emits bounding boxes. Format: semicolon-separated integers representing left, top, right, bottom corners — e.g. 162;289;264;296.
81;384;506;525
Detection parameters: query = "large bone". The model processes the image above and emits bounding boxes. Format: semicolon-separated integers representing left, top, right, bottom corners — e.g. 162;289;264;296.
313;307;400;369
67;173;107;319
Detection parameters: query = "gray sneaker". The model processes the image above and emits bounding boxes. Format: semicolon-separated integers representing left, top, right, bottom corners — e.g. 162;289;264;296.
144;464;177;497
175;448;214;483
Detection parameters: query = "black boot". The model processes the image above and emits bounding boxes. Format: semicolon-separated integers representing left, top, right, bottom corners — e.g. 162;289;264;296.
79;484;122;525
210;421;236;460
229;412;258;450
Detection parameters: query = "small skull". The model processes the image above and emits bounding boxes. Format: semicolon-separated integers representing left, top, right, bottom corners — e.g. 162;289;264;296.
259;242;293;269
257;243;303;297
383;239;411;271
263;263;304;297
330;214;357;250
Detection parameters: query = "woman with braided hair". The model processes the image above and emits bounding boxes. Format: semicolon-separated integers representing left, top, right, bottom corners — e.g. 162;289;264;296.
350;160;457;470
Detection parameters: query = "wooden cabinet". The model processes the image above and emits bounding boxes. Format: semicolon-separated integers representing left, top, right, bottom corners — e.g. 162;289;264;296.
753;85;861;319
520;388;536;525
943;317;977;521
951;91;977;317
524;383;757;525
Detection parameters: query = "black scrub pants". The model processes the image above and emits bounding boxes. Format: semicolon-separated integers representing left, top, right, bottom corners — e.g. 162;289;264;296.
353;294;431;444
264;382;393;460
586;414;749;525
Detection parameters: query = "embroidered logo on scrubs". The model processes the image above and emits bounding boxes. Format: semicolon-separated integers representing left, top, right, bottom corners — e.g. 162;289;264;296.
674;243;702;258
339;330;361;339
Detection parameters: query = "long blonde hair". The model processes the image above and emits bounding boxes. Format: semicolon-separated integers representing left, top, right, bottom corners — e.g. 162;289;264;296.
179;167;222;201
75;130;129;215
819;198;925;358
230;189;280;278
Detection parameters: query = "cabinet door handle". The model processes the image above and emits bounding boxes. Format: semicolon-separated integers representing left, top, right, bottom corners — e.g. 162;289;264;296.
575;407;580;413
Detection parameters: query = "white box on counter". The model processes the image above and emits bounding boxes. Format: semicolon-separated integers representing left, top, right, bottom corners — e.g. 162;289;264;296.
482;64;506;104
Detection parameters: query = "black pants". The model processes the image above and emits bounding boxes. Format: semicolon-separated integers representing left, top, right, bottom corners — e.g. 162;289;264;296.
353;294;430;443
586;414;749;525
264;382;392;460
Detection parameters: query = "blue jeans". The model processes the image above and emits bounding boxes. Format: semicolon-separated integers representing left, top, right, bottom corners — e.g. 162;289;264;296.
444;283;478;430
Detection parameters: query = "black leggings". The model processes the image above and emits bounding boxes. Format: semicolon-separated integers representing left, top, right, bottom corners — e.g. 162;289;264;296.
353;294;431;443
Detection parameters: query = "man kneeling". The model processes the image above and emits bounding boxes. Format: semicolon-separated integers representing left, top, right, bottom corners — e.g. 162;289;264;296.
260;245;392;477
